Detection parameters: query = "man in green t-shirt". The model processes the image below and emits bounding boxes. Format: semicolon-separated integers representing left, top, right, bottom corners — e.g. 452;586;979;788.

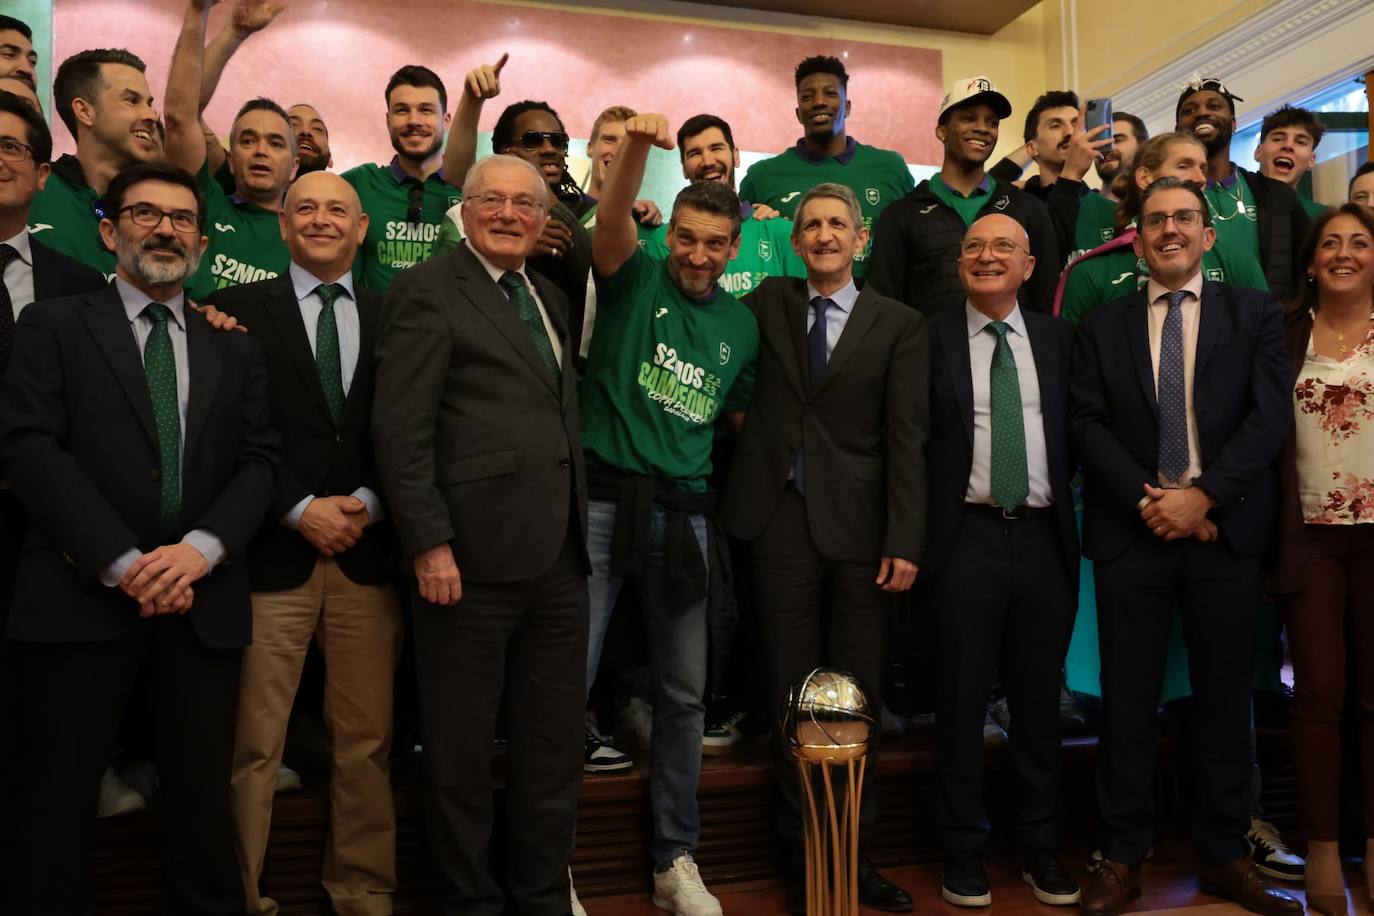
1072;112;1148;255
581;111;757;916
162;0;293;302
1253;105;1327;219
738;55;913;278
342;65;459;292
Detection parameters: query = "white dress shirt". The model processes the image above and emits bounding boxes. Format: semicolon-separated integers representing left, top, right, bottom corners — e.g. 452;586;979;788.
805;279;860;359
466;239;564;369
101;278;227;585
281;262;383;529
1145;271;1204;487
964;301;1053;508
2;227;36;318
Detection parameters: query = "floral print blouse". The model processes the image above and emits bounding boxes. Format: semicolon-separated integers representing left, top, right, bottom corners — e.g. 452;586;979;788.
1295;313;1374;524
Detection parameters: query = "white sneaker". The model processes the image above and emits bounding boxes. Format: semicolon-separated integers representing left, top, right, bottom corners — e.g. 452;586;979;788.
1247;817;1305;881
273;765;302;794
96;767;146;818
619;697;654;751
570;868;588;916
652;856;723;916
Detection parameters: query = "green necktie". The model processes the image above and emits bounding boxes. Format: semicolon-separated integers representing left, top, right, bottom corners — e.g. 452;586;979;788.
142;303;181;530
314;283;346;427
497;271;558;382
986;320;1029;510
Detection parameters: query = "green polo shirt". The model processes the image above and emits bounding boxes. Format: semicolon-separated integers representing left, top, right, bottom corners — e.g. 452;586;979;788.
643;211;805;296
1060;243;1269;326
1300;195;1326;220
27;155;115;277
342;158;463;292
738;138;914;278
1073;192;1120;253
580;247;758;490
186;164;292;303
927;173;994;228
1205;170;1261;277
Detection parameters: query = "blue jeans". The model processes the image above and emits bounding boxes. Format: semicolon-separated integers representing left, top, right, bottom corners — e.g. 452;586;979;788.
585;498;708;867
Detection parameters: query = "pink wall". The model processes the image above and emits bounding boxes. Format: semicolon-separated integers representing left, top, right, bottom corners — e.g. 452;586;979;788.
53;0;943;167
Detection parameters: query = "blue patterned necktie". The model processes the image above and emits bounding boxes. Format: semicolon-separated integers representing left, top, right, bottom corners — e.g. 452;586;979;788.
1157;290;1190;482
793;296;833;494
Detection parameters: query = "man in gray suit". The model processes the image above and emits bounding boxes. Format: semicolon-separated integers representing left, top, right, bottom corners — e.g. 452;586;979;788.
372;153;589;916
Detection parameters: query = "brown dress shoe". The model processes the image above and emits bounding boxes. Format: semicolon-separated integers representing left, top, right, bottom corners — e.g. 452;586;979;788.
1197;858;1303;916
1080;859;1141;916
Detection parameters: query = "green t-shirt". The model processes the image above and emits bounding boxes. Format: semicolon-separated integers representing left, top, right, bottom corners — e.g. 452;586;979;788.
578;203;660;248
27;158;115;277
1205;173;1261;278
1073;192;1120;254
643;213;805;296
1060;242;1269;326
738;141;914;278
1300;195;1326;220
927;173;993;228
342;160;463;292
187;165;291;303
580;247;759;490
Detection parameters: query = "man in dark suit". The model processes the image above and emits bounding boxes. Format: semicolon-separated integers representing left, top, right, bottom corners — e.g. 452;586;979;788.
924;213;1080;909
1072;177;1297;916
0;160;278;915
207;171;402;916
372;153;588;916
721;182;925;914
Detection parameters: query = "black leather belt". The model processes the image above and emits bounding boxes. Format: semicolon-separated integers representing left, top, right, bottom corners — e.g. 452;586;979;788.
964;502;1054;521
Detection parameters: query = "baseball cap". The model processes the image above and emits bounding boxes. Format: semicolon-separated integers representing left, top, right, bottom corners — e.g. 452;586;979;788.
938;76;1012;122
1176;74;1244;118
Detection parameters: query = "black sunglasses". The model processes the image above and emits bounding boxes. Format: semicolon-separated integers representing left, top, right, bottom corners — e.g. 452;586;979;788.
516;129;570;152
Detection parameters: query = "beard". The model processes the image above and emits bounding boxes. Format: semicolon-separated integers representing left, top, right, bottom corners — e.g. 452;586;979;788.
296;150;330;175
1194;122;1233;158
118;233;200;287
667;255;719;299
390;130;442;163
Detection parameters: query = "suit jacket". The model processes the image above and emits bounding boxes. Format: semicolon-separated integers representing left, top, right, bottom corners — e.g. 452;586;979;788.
1239;166;1311;301
30;235;110;301
721;278;928;563
1070;280;1291;562
923;306;1079;584
0;283;279;648
372;243;588;582
207;275;397;592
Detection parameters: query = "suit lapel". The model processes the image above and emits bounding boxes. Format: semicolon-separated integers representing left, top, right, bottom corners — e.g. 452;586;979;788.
1193;281;1223;381
1025;314;1063;474
938;311;975;446
183;307;222;464
341;288;380;427
30;238;59;302
1125;295;1158;418
787;286;811;392
455;247;559;396
812;287;879;397
263;277;335;423
529;271;572;397
81;285;158;448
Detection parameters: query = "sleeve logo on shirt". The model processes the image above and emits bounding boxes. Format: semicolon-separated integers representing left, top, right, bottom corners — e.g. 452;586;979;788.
1206;267;1224;281
758;239;772;261
719;343;732;365
448;195;462;209
781;191;801;204
1100;228;1114;242
865;188;880;206
27;222;53;234
993;195;1010;211
215;222;237;233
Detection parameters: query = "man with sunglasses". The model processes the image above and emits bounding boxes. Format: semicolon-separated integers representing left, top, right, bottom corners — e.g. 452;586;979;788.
341;65;458;292
1072;177;1296;916
2;159;278;916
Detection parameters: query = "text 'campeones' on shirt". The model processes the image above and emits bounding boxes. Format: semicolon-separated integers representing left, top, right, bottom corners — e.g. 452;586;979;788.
580;247;759;491
343;159;463;292
643;212;806;296
737;139;914;278
187;163;292;303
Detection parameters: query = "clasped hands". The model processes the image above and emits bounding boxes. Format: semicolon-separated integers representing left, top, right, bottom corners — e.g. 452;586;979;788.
119;544;210;618
1138;483;1217;543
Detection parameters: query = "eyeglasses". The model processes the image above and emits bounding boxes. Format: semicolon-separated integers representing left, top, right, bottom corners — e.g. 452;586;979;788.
471;193;545;217
960;237;1027;259
0;138;34;164
1141;208;1204;232
516;130;569;152
118;203;200;234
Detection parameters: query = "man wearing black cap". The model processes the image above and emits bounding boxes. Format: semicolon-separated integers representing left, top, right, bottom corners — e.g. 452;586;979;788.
1175;76;1310;299
868;76;1059;315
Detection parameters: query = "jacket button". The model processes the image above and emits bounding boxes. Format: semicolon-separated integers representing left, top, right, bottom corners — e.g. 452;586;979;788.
559;458;571;469
151;468;161;481
335;434;343;444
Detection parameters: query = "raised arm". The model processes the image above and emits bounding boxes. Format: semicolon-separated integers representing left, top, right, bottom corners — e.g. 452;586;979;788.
593;113;673;278
442;53;507;191
163;0;216;174
199;0;287;111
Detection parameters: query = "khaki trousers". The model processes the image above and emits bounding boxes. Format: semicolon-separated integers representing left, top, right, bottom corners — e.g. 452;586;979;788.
231;557;402;916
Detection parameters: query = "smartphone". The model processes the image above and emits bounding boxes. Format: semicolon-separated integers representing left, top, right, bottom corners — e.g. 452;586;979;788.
1085;97;1114;151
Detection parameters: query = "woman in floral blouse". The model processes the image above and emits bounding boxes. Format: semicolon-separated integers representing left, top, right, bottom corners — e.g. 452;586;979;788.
1271;203;1374;916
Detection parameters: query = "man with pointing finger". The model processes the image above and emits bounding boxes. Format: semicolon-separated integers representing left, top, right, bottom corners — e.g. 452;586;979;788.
373;152;588;916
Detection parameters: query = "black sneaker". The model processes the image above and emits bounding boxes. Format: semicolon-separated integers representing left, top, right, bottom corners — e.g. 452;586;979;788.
1022;849;1081;905
584;722;632;773
942;856;992;907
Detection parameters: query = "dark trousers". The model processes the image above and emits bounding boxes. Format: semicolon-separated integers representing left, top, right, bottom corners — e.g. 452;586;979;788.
1095;533;1258;867
16;614;244;916
750;488;888;852
931;509;1076;857
413;529;588;916
1;491;23;916
1283;523;1374;840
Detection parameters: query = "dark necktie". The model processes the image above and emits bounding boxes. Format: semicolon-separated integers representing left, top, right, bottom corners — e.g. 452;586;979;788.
0;243;17;377
142;303;180;530
986;320;1029;510
1157;290;1190;482
498;271;558;382
313;283;347;426
793;296;834;494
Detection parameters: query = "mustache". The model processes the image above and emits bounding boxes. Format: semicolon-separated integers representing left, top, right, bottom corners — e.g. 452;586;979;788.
141;236;188;257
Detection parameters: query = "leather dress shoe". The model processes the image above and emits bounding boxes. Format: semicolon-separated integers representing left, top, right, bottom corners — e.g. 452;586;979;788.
784;877;806;916
1080;859;1141;916
1198;858;1302;916
858;860;912;912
